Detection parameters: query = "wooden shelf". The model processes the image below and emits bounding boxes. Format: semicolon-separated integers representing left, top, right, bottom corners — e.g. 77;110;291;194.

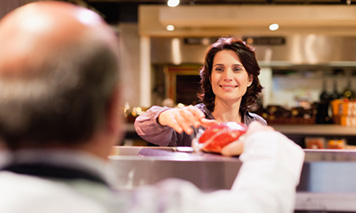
271;124;356;136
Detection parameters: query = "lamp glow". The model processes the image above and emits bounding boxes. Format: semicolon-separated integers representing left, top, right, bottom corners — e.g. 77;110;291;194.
269;23;279;31
166;24;175;31
167;0;180;7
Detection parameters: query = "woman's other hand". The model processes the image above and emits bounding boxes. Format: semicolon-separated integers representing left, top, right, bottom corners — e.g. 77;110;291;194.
221;121;275;156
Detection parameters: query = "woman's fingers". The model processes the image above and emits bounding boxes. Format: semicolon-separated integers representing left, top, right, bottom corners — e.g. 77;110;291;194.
189;106;205;118
175;112;194;134
200;118;219;128
180;106;204;129
158;106;206;135
168;117;184;133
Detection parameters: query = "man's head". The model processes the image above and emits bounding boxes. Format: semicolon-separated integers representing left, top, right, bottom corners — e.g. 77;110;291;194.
0;1;121;156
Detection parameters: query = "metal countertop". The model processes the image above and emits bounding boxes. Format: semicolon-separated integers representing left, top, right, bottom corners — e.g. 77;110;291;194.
110;146;356;211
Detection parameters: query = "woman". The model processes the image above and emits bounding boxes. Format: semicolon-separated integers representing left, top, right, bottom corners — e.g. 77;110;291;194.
134;37;266;147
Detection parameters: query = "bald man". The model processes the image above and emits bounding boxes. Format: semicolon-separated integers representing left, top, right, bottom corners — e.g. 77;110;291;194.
0;1;304;213
0;1;122;212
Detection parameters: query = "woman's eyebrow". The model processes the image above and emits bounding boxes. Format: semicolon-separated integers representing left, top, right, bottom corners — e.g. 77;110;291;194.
213;63;244;67
232;64;245;68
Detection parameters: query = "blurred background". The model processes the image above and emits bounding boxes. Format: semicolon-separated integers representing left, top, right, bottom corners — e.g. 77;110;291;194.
2;0;356;147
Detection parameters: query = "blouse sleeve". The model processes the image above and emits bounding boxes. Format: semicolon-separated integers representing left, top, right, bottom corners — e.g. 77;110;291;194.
134;106;192;146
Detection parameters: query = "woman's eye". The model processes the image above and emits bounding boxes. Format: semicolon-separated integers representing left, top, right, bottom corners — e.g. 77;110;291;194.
233;67;243;72
215;67;224;72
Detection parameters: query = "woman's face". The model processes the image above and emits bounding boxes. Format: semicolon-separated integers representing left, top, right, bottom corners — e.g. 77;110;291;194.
210;49;253;105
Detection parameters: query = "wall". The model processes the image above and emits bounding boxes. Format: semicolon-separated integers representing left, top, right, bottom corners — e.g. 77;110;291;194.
270;70;356;107
0;0;36;18
119;23;141;107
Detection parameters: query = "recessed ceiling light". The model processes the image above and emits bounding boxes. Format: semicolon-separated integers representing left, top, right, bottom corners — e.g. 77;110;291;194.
167;0;180;7
269;23;279;31
166;24;175;31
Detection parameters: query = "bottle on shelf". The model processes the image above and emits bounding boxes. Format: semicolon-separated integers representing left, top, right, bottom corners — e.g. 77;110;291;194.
319;79;330;102
330;79;341;100
316;79;333;124
342;78;355;100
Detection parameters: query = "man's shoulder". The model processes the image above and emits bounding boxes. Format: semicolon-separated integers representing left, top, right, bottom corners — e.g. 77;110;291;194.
0;171;112;212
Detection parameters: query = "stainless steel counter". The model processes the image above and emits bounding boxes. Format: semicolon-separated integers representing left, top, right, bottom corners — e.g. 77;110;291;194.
296;149;356;211
109;146;241;191
109;147;356;211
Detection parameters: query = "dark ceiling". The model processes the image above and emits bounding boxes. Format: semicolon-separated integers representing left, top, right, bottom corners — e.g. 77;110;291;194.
87;0;349;3
64;0;353;24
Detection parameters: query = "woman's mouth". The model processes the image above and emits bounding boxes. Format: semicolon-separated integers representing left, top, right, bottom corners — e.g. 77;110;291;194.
220;85;237;88
220;85;237;91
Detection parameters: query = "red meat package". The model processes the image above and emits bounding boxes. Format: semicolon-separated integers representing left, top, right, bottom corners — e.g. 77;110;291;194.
193;122;247;153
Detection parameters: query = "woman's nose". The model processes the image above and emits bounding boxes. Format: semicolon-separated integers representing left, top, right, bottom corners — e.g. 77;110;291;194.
223;69;233;81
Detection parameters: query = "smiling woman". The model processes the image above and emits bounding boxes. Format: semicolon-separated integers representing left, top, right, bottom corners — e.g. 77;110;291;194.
134;37;266;148
210;49;253;123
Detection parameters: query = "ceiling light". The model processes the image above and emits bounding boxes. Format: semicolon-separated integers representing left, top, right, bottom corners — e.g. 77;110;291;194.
167;0;180;7
269;23;279;31
166;24;175;31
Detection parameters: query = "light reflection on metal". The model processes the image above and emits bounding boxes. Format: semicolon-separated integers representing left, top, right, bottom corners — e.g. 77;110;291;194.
263;48;273;63
171;38;182;65
139;36;151;107
305;34;318;64
290;35;303;64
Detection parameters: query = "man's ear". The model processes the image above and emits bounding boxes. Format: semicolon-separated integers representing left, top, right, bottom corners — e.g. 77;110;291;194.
106;85;123;138
78;85;123;159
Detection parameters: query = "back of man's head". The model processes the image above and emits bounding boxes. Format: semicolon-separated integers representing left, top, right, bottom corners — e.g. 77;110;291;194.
0;1;120;150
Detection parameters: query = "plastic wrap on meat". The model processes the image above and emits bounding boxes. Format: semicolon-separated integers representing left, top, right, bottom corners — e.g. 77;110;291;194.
195;122;247;153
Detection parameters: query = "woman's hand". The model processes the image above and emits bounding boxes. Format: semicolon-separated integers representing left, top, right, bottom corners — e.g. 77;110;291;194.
221;121;274;156
158;105;218;135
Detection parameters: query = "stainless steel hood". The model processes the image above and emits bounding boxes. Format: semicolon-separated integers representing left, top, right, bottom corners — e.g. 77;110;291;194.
151;35;356;67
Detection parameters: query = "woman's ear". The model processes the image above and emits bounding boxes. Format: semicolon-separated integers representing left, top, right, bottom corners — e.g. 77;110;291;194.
247;75;253;87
